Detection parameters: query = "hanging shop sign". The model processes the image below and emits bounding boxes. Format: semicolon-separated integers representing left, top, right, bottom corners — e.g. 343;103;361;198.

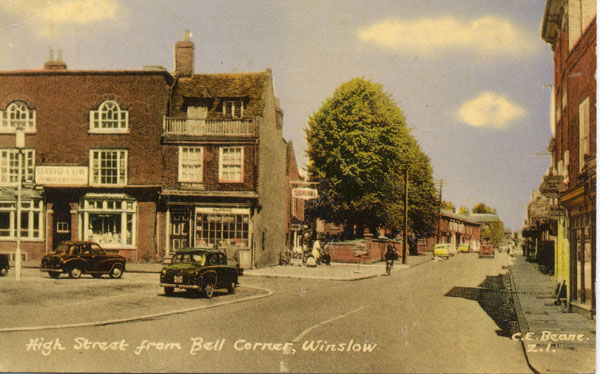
292;188;318;200
35;166;88;186
539;175;566;198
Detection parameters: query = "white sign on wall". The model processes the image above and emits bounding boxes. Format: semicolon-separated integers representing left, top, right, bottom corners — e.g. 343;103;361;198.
292;188;318;200
36;166;88;186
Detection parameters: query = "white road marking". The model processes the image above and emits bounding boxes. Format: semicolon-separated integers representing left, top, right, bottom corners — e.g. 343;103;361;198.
292;305;370;343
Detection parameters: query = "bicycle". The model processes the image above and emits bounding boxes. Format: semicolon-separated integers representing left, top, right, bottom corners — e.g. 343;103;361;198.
385;259;393;276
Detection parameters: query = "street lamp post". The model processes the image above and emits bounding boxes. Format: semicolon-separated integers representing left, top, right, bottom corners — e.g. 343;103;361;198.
14;124;25;281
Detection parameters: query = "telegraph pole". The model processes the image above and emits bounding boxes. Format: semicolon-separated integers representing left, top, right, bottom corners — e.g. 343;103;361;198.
402;168;409;264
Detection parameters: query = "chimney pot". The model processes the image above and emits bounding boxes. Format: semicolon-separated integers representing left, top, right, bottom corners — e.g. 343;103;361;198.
48;49;54;61
174;30;194;77
57;49;63;62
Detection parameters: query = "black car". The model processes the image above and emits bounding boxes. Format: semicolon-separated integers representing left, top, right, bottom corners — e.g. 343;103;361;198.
40;241;126;279
160;247;238;298
0;253;9;276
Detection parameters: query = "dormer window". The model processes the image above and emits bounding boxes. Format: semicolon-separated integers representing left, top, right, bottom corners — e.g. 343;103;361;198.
90;100;129;133
1;101;36;133
223;100;244;119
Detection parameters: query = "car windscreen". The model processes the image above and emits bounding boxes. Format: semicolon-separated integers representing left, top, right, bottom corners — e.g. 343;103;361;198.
171;253;206;265
53;244;69;253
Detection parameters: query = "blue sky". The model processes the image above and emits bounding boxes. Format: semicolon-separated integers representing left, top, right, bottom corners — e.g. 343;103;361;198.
0;0;555;230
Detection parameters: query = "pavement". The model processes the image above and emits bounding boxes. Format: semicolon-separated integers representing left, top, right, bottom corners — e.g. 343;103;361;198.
508;251;596;374
25;254;433;280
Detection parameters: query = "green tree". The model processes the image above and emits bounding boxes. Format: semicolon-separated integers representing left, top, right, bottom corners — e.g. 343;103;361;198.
472;202;496;214
441;200;455;213
481;220;504;247
305;77;437;237
458;206;469;215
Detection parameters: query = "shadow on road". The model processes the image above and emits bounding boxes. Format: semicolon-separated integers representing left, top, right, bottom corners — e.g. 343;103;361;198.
445;274;519;338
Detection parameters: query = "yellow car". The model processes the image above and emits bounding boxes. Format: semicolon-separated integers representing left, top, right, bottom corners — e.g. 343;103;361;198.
457;245;469;253
433;244;450;258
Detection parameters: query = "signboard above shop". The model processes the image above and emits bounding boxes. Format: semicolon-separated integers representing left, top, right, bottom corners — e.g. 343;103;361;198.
35;166;88;186
292;188;318;200
539;175;566;198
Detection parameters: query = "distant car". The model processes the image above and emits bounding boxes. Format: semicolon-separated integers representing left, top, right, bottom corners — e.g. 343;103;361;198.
0;254;9;276
479;243;495;258
160;247;238;298
433;244;450;258
40;241;126;279
457;244;469;253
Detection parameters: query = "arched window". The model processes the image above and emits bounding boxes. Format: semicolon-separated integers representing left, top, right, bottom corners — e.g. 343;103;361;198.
90;100;128;132
1;101;36;132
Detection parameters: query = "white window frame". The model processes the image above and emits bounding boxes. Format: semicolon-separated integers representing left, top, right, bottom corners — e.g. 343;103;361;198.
0;148;35;186
0;199;43;241
89;149;127;186
222;100;244;118
218;147;244;183
0;101;36;133
578;97;590;172
178;146;203;183
89;100;129;133
79;197;137;249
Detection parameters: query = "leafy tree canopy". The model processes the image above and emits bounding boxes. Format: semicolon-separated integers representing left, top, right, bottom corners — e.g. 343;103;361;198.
305;77;437;237
441;200;455;213
472;202;496;214
458;206;470;215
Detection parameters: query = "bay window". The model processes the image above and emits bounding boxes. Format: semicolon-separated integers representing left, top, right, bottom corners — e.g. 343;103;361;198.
0;200;43;240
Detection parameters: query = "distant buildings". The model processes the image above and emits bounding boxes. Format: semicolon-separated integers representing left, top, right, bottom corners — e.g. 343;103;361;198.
418;210;482;254
537;0;596;317
0;31;301;268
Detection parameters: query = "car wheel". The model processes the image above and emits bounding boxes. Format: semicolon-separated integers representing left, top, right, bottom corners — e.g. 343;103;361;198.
109;265;123;279
69;267;82;279
48;272;60;279
227;281;236;294
0;267;7;276
164;287;174;296
91;273;102;279
203;282;215;298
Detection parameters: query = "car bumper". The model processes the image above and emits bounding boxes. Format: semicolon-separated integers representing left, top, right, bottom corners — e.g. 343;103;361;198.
160;283;200;289
40;268;63;273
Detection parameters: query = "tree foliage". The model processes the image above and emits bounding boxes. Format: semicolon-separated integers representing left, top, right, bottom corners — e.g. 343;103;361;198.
441;200;455;213
458;206;469;215
305;78;437;237
472;202;496;214
481;220;504;247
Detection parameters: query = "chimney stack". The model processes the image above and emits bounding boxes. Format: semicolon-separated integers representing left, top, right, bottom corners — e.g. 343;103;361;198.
44;48;67;70
174;29;194;77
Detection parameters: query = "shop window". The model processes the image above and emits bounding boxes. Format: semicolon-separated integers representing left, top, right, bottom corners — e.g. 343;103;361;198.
0;199;42;240
178;147;203;182
218;147;243;183
90;100;128;133
195;211;249;247
80;195;136;248
90;149;127;185
0;101;36;133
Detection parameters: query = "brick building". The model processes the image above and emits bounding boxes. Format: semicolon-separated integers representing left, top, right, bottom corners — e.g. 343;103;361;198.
541;0;596;317
418;211;481;254
0;31;294;268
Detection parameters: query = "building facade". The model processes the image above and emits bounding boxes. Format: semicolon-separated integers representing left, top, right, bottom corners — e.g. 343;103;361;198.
541;0;596;317
418;211;481;254
0;32;294;269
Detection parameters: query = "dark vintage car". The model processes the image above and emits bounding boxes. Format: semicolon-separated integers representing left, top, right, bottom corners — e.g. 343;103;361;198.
40;241;126;279
0;253;9;276
160;247;238;298
479;242;495;258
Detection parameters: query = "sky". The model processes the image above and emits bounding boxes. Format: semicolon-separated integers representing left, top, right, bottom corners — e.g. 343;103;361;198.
0;0;556;231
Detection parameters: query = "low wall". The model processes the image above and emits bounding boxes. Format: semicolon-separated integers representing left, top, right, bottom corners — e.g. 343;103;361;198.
328;236;404;264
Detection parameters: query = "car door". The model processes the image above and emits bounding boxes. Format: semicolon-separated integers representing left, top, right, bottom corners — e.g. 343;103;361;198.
77;244;93;272
216;253;231;287
90;244;108;272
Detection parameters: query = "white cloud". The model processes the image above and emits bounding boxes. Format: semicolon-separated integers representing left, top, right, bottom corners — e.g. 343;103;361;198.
0;0;119;38
358;16;538;58
456;91;526;129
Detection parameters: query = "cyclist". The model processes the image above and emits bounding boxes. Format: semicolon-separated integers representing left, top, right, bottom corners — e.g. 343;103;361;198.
385;244;398;275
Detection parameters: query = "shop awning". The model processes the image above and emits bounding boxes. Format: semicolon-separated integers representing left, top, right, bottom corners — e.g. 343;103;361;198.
0;187;43;201
83;192;135;201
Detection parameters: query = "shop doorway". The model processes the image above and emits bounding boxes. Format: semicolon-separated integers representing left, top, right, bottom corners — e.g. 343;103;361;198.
53;202;71;247
170;209;191;251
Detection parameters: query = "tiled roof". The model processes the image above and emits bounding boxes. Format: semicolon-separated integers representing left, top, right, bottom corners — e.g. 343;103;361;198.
440;210;481;225
170;71;269;119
